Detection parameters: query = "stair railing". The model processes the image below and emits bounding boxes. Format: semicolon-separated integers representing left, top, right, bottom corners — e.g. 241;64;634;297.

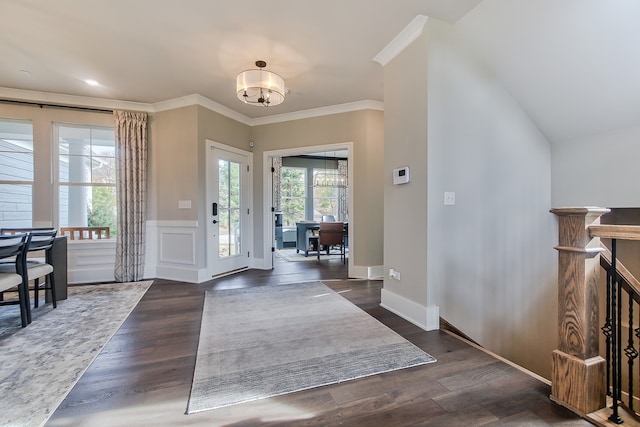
589;224;640;424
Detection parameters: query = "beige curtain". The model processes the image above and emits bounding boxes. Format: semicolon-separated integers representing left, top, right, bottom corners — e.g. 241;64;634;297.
113;110;148;282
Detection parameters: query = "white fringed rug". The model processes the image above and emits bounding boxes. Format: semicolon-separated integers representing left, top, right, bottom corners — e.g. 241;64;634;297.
0;280;152;427
187;281;435;414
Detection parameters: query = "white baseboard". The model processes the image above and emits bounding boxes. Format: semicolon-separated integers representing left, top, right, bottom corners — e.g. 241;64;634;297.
350;264;384;279
68;267;115;284
380;288;440;331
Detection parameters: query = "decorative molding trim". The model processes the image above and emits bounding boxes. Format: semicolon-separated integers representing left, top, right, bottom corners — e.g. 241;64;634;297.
249;100;384;126
159;231;197;265
368;265;384;280
152;94;252;125
0;87;153;112
146;220;198;228
67;267;115;285
155;265;201;284
373;15;428;66
0;88;383;126
349;264;384;280
380;288;440;331
66;239;116;284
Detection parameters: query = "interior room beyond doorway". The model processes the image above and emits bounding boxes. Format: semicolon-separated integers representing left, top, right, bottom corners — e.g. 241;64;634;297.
265;143;352;275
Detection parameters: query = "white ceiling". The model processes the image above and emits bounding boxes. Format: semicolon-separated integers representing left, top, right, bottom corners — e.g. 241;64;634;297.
456;0;640;143
1;0;639;144
0;1;480;116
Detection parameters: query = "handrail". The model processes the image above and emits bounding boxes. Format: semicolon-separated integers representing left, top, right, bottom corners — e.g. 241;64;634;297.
599;244;640;306
590;225;640;241
591;227;640;423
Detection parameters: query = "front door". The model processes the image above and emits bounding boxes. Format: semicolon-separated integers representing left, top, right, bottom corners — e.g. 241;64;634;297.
208;144;250;277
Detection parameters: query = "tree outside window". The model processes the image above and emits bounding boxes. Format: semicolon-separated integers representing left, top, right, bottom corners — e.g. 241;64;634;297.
57;125;117;238
280;167;306;226
312;169;339;221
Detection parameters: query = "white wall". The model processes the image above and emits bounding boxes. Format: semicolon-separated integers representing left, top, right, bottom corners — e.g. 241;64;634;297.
424;19;558;378
552;125;640;208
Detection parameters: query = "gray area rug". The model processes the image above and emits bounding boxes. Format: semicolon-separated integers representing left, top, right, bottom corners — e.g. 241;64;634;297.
0;280;152;427
275;248;348;262
187;281;435;414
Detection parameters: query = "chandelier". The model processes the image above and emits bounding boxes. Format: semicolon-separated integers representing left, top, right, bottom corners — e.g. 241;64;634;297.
313;170;347;188
313;155;348;188
236;60;285;107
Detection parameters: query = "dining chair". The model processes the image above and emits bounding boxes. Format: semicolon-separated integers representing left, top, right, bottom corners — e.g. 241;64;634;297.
317;221;345;264
0;228;58;314
0;233;31;327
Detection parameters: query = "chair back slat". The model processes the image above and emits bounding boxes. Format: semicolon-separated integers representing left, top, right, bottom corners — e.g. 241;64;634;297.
0;234;27;258
0;228;58;252
319;222;345;246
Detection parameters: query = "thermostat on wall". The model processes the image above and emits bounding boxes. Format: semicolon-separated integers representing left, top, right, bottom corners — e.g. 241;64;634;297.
393;166;410;185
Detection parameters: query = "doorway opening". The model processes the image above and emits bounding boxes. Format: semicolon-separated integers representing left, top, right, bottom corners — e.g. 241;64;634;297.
263;142;353;276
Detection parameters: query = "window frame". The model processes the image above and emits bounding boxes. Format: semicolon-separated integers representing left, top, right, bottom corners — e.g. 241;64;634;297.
53;122;117;240
280;166;307;227
0;118;34;229
312;168;340;222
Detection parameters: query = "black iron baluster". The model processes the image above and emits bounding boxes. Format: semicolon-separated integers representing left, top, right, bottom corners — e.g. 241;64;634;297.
610;239;623;424
604;267;613;396
625;291;638;412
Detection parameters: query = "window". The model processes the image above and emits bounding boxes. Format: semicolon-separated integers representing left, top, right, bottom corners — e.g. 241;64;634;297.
56;124;116;238
218;158;241;257
312;169;339;221
0;119;34;228
280;167;306;226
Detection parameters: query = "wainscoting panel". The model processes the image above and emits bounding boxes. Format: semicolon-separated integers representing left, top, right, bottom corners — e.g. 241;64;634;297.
145;220;201;283
160;231;196;265
67;240;116;284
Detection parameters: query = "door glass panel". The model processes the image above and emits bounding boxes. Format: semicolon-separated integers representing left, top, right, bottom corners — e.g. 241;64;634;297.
218;158;241;258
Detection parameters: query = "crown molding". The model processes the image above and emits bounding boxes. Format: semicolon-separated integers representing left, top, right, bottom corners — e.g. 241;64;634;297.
0;87;154;112
152;94;252;125
0;87;384;126
373;15;428;66
248;100;384;126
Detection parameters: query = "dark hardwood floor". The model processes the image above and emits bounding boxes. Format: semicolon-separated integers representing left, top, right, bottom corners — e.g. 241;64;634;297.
46;255;590;426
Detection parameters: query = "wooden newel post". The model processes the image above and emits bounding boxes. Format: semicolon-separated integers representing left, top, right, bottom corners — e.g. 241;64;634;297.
550;207;609;415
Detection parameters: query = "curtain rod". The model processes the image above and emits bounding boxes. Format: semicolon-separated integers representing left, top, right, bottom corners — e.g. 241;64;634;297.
0;98;113;114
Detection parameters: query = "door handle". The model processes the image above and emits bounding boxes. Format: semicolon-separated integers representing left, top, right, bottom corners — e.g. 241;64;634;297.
212;202;218;216
212;220;218;224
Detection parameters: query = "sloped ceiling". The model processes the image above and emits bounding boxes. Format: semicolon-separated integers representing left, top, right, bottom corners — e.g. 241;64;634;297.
1;1;638;144
456;0;640;143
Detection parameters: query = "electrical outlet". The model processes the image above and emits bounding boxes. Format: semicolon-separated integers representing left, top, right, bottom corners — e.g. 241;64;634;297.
388;268;401;280
444;192;455;206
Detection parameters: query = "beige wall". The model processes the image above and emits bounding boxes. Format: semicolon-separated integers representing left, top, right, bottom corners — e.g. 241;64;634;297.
382;24;429;305
0;103;114;226
148;105;198;221
251;110;384;267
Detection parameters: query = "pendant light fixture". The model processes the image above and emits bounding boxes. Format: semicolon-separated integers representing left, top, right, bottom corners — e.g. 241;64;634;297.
236;60;285;107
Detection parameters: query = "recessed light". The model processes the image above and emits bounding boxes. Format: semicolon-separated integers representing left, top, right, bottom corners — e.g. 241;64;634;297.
85;79;100;86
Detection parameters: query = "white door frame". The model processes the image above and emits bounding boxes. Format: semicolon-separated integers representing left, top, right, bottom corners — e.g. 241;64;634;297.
206;140;253;278
262;141;353;273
